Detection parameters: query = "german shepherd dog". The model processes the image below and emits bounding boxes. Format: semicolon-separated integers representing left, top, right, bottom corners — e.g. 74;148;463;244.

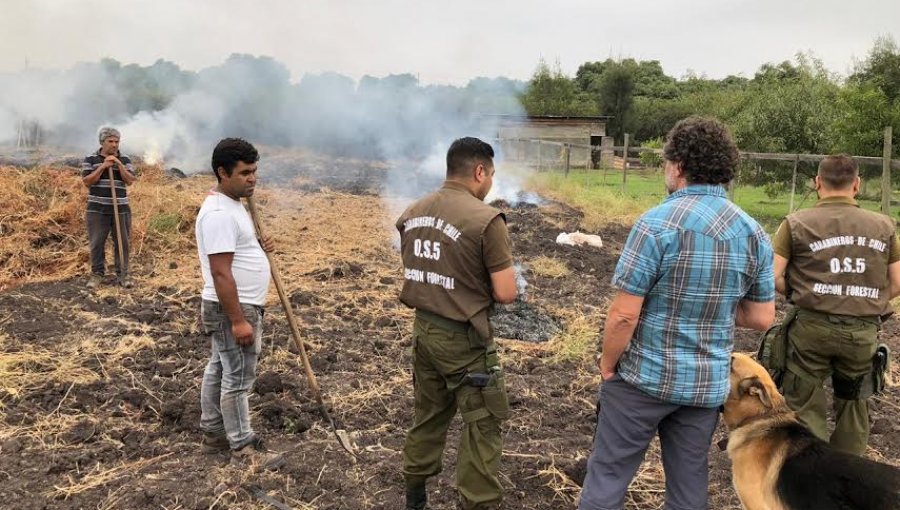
722;352;900;510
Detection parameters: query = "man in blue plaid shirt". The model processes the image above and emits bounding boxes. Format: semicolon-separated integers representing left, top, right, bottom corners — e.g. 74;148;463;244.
579;117;776;510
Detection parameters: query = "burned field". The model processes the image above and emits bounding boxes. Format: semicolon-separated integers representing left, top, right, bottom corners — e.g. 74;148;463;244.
1;161;899;509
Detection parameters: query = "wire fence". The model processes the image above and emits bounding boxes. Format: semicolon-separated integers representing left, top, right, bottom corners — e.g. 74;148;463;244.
497;129;899;218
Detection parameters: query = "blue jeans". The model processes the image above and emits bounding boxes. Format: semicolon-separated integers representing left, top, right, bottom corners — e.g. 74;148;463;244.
578;374;719;510
199;299;263;450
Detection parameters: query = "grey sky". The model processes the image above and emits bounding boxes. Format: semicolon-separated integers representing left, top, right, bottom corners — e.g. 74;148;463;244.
3;0;898;84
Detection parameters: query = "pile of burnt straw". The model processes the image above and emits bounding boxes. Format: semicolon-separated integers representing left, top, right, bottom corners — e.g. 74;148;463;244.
491;301;561;343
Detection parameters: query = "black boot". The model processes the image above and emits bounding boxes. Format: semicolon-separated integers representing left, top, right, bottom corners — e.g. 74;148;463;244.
405;476;427;510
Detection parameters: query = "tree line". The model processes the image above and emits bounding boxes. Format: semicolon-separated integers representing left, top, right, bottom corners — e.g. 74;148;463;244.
521;37;900;186
3;39;899;184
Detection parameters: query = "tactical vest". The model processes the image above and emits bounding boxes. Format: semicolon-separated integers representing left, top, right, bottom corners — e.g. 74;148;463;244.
396;181;505;341
786;201;895;317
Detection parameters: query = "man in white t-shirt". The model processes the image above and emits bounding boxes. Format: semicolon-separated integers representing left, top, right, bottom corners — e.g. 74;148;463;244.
195;138;282;469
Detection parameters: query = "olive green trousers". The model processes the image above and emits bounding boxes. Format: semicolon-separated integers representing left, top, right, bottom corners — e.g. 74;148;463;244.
402;314;510;509
783;310;879;455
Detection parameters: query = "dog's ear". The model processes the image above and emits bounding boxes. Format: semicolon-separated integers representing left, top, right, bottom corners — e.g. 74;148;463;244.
738;376;773;408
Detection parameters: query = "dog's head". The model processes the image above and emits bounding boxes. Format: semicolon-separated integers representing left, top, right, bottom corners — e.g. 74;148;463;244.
722;352;786;430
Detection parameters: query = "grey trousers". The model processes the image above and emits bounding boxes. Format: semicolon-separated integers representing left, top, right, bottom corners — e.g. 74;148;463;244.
86;211;131;276
199;299;263;450
578;374;719;510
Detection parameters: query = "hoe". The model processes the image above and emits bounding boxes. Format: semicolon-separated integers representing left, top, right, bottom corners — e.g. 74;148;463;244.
246;196;356;456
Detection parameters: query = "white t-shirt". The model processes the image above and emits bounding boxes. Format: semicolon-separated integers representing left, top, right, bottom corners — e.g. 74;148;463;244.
196;190;271;306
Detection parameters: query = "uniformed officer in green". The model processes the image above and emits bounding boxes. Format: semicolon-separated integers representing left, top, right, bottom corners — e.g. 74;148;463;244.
773;154;900;455
396;137;518;510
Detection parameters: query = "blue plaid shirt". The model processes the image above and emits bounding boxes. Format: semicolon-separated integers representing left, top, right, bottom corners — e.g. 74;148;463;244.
613;184;775;407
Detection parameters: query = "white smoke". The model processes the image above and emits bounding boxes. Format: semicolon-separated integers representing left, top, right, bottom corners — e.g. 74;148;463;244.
117;110;192;166
485;164;544;206
116;89;227;169
0;54;540;208
0;108;16;145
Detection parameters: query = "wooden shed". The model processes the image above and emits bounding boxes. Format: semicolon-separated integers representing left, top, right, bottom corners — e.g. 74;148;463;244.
482;115;611;168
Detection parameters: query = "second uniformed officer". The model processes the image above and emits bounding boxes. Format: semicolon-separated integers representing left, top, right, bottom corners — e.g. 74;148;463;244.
773;154;900;455
396;137;518;510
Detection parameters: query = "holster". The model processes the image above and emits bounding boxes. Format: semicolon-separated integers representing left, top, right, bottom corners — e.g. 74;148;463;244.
873;343;891;396
757;307;798;389
460;344;510;422
832;344;890;400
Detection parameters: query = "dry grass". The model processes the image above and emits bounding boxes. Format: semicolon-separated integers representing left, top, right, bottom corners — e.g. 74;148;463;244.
338;370;409;415
546;307;606;364
0;162;400;301
0;166;86;288
529;255;571;279
538;456;585;504
527;172;655;231
0;159;745;508
0;165;207;291
0;334;100;398
47;453;173;499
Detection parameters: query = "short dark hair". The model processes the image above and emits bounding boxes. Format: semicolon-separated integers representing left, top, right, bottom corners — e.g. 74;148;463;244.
818;155;858;189
446;137;494;178
663;116;739;185
211;138;259;182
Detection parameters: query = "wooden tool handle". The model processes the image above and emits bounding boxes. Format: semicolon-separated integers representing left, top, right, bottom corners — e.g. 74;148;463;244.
245;197;321;395
108;166;126;276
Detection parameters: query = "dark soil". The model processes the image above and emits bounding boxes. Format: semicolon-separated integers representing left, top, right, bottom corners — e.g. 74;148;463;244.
265;152;388;196
0;184;897;510
491;301;561;343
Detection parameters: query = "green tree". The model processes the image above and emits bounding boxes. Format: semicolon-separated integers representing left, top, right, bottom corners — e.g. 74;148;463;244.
464;77;526;114
596;63;635;142
574;61;608;92
521;59;590;116
851;36;900;103
842;36;900;170
632;96;693;142
730;54;840;155
639;136;664;168
832;83;900;186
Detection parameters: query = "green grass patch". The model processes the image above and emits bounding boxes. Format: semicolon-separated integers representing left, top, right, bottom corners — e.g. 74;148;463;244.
529;169;899;233
528;171;658;230
147;212;183;236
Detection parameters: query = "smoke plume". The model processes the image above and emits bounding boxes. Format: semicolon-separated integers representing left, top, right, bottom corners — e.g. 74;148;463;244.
0;54;544;211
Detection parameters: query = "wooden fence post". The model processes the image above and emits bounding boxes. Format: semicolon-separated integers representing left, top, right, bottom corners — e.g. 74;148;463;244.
789;154;799;213
882;126;892;216
728;155;742;201
564;144;571;177
621;134;630;192
728;171;736;201
537;140;542;171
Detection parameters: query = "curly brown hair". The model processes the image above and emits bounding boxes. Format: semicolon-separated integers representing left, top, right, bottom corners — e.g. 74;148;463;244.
663;116;739;185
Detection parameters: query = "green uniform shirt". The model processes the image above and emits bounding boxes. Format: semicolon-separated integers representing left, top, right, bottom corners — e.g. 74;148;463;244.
773;196;899;316
396;180;512;340
772;197;900;262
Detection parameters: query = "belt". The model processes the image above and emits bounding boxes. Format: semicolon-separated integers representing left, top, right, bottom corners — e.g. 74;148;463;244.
202;299;265;313
796;308;880;326
415;309;469;333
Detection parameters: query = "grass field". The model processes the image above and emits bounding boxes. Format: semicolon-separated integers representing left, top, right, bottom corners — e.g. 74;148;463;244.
529;168;900;232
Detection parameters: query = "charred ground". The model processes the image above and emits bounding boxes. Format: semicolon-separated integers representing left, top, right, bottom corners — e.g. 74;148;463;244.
0;160;898;509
